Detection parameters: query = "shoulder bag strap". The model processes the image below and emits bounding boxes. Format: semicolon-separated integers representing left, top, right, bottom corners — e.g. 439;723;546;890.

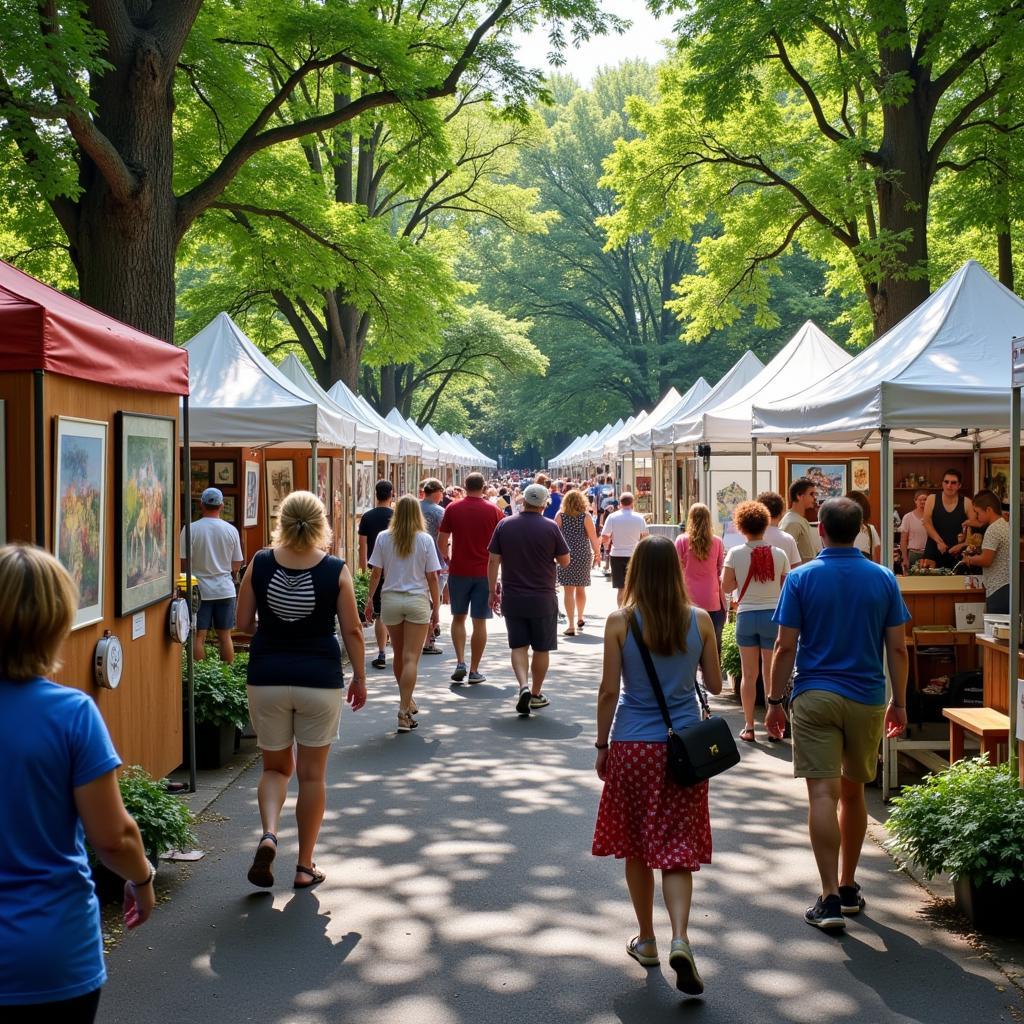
736;559;757;604
628;615;674;734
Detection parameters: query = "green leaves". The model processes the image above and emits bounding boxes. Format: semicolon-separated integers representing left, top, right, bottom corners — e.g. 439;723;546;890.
190;653;251;730
886;758;1024;885
114;766;196;861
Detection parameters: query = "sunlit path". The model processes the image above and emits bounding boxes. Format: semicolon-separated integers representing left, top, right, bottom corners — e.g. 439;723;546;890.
99;578;1021;1023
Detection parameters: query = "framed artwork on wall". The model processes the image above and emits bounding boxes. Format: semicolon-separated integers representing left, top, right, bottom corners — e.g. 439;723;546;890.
116;413;176;616
244;460;260;527
307;457;331;507
710;469;773;539
190;460;209;498
266;460;294;517
54;417;107;629
850;459;870;493
789;461;848;503
986;460;1011;502
222;496;236;522
213;460;235;486
355;464;373;513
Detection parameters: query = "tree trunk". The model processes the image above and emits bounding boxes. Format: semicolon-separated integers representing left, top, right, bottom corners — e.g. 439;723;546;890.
323;295;367;390
998;231;1014;292
74;35;178;340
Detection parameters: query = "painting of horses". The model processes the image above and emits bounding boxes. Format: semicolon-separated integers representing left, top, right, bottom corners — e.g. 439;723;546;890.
117;413;175;615
54;417;107;629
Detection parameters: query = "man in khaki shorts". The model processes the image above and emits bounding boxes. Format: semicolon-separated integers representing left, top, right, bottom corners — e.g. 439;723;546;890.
765;497;909;931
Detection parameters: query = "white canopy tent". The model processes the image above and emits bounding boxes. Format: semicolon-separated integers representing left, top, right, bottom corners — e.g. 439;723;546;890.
453;434;497;469
550;430;599;470
422;423;471;467
384;409;440;464
575;419;625;466
624;377;713;455
618;388;684;455
184;313;357;447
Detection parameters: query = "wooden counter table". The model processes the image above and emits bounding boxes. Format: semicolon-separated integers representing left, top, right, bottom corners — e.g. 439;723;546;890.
975;633;1024;785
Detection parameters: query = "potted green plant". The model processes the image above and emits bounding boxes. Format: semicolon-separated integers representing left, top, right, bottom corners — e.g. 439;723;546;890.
189;653;250;769
353;568;370;619
720;620;742;697
886;757;1024;933
90;766;195;902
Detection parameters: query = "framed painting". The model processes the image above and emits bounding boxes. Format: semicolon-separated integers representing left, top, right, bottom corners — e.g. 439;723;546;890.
0;399;5;544
243;460;260;527
190;459;209;498
212;460;235;487
355;463;373;513
266;460;294;517
850;459;870;493
116;413;176;616
222;496;236;522
54;417;107;629
789;461;848;503
307;456;331;507
987;460;1011;502
710;469;772;539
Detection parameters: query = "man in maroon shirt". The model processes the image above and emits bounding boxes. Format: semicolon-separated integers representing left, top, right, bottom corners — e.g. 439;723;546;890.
439;472;505;683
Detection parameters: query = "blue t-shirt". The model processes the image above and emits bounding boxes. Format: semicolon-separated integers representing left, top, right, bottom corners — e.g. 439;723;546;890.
543;491;563;520
0;678;121;1005
772;548;910;705
611;610;704;742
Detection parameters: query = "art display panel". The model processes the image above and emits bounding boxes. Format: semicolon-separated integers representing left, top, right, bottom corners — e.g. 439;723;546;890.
117;413;176;616
789;461;849;503
54;416;107;629
244;461;260;527
266;460;294;517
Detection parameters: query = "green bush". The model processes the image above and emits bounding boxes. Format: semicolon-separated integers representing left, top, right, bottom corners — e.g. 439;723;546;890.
720;620;741;679
189;652;250;729
113;766;195;861
353;568;370;617
886;757;1024;885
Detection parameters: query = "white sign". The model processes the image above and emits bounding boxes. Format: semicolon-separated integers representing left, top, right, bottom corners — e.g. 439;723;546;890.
131;610;146;640
1012;337;1024;387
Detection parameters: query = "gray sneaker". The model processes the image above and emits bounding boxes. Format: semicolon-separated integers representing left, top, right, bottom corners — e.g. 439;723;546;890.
529;693;550;710
515;688;532;716
467;671;486;684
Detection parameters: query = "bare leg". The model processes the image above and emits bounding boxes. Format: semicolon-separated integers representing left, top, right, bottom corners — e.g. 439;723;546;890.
294;743;331;879
662;869;694;941
530;650;550;694
510;646;530;688
193;628;208;662
739;644;760;732
469;618;487;672
256;746;294;840
563;587;577;627
451;613;468;665
215;628;235;664
759;645;774;708
374;618;387;657
806;777;842;896
625;858;656;938
395;621;429;709
575;586;587;623
389;622;405;692
838;777;868;888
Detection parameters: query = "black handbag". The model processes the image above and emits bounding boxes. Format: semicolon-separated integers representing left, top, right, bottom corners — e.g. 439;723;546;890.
629;616;740;786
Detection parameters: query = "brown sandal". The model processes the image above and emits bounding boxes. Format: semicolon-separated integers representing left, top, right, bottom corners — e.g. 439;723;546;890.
247;832;277;887
294;864;325;889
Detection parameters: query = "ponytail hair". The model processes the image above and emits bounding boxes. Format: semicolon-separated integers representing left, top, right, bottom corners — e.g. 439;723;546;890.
273;490;331;552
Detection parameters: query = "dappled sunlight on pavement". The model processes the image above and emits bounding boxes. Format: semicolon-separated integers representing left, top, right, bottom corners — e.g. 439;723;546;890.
101;577;1023;1023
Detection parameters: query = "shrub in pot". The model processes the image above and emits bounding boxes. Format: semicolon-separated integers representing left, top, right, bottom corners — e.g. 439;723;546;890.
886;757;1024;933
188;653;250;769
720;620;741;694
353;569;370;620
90;766;196;902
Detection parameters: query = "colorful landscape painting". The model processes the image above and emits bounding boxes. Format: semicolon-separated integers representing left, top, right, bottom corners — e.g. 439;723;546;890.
55;417;107;629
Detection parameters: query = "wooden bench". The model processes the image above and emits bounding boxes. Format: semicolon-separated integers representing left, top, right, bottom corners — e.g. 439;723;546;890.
942;707;1011;763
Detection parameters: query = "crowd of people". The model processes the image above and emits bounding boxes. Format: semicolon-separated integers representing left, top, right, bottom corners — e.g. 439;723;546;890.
1;459;1014;1015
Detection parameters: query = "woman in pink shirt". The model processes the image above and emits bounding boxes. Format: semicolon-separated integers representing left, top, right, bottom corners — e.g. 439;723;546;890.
675;504;726;653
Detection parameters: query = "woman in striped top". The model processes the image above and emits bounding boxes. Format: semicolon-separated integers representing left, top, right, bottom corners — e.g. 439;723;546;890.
236;490;366;890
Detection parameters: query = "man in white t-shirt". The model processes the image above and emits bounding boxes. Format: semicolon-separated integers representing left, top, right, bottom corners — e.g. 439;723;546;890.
600;492;649;606
962;490;1010;613
780;478;819;564
758;490;801;568
180;487;243;663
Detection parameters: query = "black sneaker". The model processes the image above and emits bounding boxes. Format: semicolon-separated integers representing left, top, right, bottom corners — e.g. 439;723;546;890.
838;883;865;914
451;663;468;682
371;654;386;669
516;688;532;716
422;643;443;655
805;894;845;930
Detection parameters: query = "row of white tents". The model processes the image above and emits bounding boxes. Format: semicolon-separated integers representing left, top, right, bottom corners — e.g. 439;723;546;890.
184;312;495;470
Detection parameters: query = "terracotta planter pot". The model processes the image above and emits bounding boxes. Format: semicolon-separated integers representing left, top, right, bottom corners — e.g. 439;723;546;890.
953;875;1024;934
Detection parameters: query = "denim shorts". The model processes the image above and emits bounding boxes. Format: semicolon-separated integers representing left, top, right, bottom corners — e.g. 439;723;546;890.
448;574;492;619
735;608;777;649
197;597;236;631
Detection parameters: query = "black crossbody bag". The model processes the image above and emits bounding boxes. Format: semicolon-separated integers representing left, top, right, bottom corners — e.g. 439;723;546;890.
629;616;740;786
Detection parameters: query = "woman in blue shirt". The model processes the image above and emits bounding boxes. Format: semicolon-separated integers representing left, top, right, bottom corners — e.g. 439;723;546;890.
0;544;155;1021
592;536;722;997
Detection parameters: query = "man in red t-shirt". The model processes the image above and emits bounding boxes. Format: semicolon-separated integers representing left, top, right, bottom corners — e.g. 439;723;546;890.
439;472;504;683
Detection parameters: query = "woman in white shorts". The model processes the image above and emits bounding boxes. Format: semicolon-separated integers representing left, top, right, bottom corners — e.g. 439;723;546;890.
365;495;442;733
236;491;366;890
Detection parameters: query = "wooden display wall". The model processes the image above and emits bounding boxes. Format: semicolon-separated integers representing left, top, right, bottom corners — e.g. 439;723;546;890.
776;451;883;525
0;371;182;778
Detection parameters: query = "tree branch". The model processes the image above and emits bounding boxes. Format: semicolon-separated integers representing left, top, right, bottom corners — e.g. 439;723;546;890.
770;32;850;145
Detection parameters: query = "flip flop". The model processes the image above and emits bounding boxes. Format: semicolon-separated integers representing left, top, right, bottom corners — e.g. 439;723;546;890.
739;726;756;742
246;832;277;888
627;936;660;966
294;864;326;889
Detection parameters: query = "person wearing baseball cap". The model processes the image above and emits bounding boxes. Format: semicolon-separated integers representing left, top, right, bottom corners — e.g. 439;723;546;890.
487;483;571;716
180;484;243;664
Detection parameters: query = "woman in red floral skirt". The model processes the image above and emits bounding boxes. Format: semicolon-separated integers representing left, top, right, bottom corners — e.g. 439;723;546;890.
593;535;723;996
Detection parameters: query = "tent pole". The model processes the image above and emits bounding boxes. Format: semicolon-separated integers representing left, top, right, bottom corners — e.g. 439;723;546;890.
350;446;358;563
671;444;678;525
183;397;197;794
972;431;981;492
1009;382;1020;782
880;427;893;798
310;439;318;496
751;439;758;504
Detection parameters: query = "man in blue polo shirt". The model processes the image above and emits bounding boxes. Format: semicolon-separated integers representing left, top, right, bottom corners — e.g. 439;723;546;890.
766;497;909;932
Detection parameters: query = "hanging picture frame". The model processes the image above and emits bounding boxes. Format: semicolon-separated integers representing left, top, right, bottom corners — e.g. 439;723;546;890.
116;413;176;616
850;459;870;493
190;459;209;498
243;460;260;527
266;460;294;517
222;496;236;522
307;456;331;508
212;460;235;486
789;461;849;503
54;416;107;629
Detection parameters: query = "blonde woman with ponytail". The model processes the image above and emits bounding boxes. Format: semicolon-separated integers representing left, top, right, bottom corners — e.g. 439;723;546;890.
236;490;366;890
675;504;727;653
365;495;442;733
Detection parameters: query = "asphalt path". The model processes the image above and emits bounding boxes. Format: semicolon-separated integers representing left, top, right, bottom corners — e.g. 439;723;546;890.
102;576;1023;1023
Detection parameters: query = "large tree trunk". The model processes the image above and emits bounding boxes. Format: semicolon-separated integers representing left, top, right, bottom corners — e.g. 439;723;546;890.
322;294;368;390
998;231;1014;292
74;35;178;340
